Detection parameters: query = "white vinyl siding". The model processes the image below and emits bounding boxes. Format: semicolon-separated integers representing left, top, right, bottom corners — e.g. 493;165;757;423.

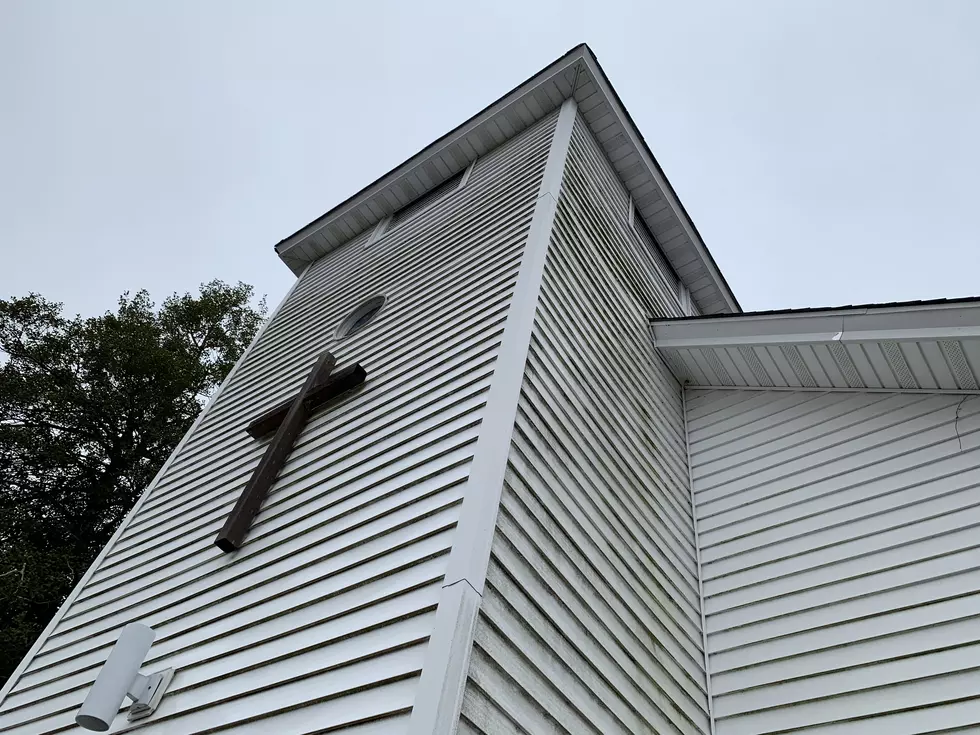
687;388;980;734
457;113;709;734
0;111;559;735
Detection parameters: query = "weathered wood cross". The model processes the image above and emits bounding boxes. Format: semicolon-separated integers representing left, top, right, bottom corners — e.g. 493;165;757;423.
214;350;366;552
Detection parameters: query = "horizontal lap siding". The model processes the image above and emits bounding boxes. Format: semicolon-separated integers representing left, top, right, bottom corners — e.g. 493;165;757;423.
0;112;558;734
459;115;709;735
687;388;980;734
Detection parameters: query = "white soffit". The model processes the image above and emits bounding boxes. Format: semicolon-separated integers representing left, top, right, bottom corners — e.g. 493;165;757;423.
274;44;740;316
652;299;980;391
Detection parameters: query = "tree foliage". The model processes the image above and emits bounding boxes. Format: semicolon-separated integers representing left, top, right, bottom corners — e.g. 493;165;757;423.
0;281;266;684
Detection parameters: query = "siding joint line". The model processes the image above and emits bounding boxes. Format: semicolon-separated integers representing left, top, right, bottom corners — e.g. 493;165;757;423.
683;385;717;735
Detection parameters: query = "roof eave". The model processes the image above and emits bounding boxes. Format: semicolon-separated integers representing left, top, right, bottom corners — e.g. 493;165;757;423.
652;300;980;391
652;300;980;350
274;46;586;270
274;44;740;315
576;52;740;315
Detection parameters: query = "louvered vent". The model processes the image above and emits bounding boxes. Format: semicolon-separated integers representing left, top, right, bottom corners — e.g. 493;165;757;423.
389;171;465;230
633;213;681;296
940;340;979;390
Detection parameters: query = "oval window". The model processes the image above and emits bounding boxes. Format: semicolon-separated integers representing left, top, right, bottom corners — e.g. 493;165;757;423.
336;295;386;339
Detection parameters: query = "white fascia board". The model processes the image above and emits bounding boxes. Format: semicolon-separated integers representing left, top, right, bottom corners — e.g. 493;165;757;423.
652;302;980;349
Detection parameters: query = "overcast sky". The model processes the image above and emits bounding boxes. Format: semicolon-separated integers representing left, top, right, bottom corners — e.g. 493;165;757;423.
1;1;977;318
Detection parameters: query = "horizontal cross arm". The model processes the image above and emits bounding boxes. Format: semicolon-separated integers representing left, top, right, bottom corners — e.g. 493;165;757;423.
245;363;367;439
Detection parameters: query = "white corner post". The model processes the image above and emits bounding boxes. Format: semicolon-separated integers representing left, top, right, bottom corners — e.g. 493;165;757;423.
682;388;716;735
407;95;578;735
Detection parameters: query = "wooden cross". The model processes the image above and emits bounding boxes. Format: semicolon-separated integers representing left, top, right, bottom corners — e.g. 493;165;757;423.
214;350;366;552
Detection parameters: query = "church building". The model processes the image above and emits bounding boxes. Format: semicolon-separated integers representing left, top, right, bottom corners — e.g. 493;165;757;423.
2;43;979;735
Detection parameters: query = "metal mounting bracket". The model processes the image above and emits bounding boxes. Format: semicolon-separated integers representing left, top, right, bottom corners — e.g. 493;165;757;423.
126;668;174;721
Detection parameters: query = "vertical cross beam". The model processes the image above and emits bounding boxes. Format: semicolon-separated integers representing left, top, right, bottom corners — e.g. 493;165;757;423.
214;350;366;552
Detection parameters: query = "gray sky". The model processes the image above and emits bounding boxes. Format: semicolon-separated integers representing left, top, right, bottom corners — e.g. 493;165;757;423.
1;0;978;317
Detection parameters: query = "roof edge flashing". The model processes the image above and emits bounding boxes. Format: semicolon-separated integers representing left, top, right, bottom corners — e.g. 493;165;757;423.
652;300;980;350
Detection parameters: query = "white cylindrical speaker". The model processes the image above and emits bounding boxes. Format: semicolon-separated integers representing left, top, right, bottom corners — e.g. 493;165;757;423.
75;622;156;732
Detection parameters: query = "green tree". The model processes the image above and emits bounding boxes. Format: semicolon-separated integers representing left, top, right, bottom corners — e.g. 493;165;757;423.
0;280;266;685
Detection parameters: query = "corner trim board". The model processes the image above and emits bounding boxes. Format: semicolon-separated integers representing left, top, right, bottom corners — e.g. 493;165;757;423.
443;96;577;594
682;386;716;734
406;96;579;735
407;581;482;734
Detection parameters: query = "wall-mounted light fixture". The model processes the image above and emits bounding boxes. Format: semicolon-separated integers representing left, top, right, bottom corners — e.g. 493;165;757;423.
75;623;174;732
